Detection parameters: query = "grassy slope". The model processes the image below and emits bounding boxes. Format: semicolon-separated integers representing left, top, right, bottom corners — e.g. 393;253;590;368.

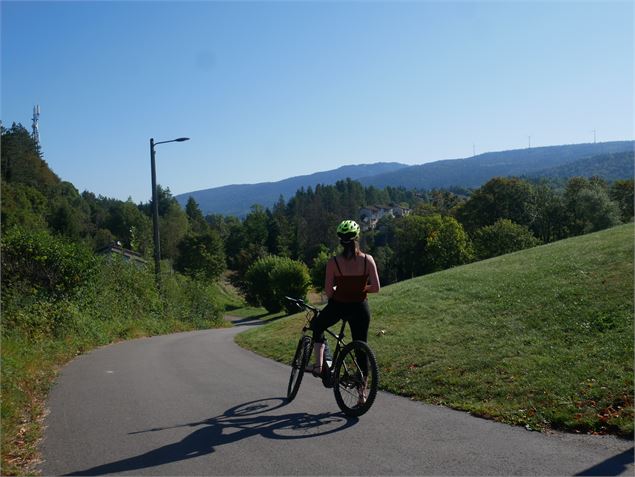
236;224;634;436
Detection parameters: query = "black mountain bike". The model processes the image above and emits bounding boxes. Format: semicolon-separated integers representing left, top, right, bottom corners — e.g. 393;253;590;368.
285;296;379;417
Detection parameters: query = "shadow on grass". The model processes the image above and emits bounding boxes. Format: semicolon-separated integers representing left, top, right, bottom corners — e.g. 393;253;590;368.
65;397;358;476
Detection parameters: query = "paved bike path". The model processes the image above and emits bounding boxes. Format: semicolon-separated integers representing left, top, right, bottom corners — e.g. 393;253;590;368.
40;317;633;475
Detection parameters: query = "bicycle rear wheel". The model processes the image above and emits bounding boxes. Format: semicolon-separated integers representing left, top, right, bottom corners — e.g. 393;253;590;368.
287;335;312;401
333;340;379;417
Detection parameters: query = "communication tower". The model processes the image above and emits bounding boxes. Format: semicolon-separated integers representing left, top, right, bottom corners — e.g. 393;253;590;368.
32;105;40;145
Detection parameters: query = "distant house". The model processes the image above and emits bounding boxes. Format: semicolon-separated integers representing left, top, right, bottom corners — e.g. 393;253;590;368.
359;204;411;231
97;241;147;267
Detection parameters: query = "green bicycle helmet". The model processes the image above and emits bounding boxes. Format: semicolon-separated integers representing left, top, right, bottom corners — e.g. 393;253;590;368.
336;219;360;240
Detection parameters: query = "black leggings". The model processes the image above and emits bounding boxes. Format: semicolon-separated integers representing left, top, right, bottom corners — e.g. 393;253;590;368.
311;299;370;344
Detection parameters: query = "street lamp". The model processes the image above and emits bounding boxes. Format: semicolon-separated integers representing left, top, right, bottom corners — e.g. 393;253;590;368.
150;137;190;288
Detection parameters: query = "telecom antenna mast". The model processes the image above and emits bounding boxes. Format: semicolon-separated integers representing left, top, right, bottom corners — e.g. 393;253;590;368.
32;105;40;145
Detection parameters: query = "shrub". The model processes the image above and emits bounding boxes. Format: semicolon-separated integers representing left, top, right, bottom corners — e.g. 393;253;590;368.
473;219;542;259
1;228;96;303
84;255;162;324
245;256;311;313
160;270;224;328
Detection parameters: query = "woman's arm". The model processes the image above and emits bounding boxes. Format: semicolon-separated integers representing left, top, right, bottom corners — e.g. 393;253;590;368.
324;258;336;299
365;254;381;293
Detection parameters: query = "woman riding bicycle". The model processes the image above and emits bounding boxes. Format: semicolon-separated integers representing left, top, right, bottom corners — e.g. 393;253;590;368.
307;219;381;390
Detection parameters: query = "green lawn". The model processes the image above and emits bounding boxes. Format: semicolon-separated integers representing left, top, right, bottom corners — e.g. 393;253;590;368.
236;224;634;436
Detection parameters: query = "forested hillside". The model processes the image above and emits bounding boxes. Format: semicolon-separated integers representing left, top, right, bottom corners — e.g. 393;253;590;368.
529;151;634;181
175;162;408;217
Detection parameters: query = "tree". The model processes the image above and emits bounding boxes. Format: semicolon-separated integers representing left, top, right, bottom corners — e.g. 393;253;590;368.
104;199;151;249
185;197;209;235
531;183;569;243
610;179;634;222
266;196;293;257
224;219;246;270
175;231;226;281
456;177;536;233
372;245;397;285
1;181;48;233
159;202;188;261
564;177;621;235
243;205;269;247
473;219;542;260
393;214;472;279
1;123;59;191
424;214;474;271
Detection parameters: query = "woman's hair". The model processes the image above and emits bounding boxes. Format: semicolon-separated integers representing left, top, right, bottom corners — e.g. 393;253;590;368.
340;238;360;259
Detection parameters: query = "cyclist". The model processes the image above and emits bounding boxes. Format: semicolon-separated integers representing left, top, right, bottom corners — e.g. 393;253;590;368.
307;219;380;403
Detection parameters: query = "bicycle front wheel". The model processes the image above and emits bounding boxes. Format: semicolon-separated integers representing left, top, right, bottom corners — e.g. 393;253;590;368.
287;335;312;402
333;340;379;417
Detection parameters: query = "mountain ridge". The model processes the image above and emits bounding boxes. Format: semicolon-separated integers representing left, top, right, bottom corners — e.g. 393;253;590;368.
176;141;634;216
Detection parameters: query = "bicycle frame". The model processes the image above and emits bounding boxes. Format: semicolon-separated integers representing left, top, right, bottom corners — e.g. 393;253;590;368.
289;296;350;386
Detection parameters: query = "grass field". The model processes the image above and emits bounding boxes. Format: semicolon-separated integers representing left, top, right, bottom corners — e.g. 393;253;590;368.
236;224;634;437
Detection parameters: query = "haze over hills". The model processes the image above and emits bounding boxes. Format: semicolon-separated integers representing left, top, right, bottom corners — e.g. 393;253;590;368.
176;141;634;217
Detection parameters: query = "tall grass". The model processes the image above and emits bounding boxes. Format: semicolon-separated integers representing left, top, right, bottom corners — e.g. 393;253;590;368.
1;256;230;475
237;224;634;436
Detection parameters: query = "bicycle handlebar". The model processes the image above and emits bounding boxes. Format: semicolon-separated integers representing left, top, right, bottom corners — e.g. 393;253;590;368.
284;296;319;314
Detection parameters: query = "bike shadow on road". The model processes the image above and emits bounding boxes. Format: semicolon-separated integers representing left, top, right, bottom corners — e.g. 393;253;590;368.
227;313;287;327
64;397;358;476
575;447;634;476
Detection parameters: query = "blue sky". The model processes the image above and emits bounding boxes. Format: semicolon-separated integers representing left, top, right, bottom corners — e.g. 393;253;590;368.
2;1;633;204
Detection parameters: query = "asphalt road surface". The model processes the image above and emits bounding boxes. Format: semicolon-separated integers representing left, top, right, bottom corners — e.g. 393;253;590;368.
40;316;633;476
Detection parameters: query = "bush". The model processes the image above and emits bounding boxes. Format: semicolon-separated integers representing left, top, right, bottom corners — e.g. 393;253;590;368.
245;256;311;313
1;228;96;304
473;219;542;259
160;268;224;329
84;256;162;324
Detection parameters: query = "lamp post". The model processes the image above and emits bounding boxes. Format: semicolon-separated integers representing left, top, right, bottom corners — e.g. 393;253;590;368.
150;137;190;288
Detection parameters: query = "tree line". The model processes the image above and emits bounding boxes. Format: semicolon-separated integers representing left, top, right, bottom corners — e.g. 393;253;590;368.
2;122;633;306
